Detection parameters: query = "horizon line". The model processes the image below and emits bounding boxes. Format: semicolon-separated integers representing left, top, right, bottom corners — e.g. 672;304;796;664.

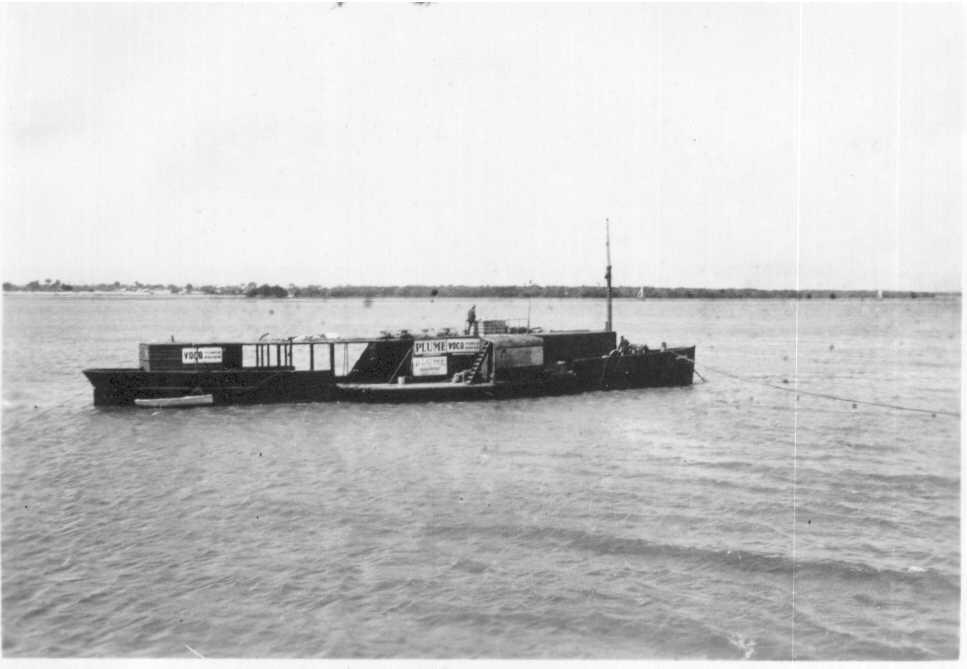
2;280;960;296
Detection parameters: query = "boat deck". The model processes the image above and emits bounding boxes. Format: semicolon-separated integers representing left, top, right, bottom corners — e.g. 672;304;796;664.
336;381;496;392
334;379;501;403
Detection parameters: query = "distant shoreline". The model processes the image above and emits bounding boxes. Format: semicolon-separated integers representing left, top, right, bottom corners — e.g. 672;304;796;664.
2;282;957;300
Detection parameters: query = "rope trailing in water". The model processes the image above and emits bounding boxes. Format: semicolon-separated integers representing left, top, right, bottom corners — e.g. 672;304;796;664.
675;355;960;418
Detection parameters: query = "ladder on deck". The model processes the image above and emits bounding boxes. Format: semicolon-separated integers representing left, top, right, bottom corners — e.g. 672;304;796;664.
465;342;492;384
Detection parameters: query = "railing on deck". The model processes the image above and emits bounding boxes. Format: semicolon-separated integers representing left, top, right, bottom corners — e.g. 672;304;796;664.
242;341;334;372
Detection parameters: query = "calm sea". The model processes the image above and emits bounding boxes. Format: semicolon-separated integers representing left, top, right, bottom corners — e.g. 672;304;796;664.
1;294;960;659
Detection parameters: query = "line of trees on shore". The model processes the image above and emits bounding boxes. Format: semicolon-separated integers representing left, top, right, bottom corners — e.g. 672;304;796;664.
2;279;950;300
1;280;284;297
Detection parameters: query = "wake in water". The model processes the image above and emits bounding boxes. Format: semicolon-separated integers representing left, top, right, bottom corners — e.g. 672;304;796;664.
426;523;959;593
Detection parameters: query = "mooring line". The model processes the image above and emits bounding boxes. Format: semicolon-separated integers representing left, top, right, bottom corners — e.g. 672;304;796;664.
679;356;959;418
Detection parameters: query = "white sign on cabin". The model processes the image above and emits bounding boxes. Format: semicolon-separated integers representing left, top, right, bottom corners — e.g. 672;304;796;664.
181;347;223;364
413;340;448;356
411;355;448;377
446;338;482;355
413;338;481;356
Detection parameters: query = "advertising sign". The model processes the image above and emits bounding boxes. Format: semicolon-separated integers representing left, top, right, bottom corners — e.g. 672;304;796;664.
181;347;223;364
413;340;448;356
446;338;482;355
413;338;482;356
411;355;448;377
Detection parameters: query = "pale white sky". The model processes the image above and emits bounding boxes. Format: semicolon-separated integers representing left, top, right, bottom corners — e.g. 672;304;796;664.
1;3;962;290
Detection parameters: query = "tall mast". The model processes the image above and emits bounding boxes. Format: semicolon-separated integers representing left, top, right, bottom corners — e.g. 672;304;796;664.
605;218;613;332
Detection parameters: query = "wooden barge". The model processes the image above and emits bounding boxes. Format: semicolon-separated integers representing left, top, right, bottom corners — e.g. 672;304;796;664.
83;222;695;407
83;324;695;406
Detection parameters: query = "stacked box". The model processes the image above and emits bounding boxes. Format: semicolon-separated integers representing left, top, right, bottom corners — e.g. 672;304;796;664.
480;320;508;334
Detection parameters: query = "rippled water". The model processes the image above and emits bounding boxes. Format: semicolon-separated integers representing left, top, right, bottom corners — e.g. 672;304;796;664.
2;294;960;658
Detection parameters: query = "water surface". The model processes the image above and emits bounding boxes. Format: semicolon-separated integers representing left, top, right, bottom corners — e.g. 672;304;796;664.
2;294;960;658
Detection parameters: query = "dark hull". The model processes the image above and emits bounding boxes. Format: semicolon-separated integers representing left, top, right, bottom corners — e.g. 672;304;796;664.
83;347;694;406
82;368;337;406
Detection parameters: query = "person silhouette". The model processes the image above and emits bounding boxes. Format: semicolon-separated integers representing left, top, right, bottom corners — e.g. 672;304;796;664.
466;305;477;335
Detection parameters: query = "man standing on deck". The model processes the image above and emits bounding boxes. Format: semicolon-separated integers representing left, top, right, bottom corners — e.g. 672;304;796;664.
466;304;477;335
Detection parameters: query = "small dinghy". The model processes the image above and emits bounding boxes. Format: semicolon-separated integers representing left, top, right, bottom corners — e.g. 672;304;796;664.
134;394;213;408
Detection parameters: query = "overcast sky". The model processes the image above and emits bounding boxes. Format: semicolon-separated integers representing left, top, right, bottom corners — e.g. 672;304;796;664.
1;3;962;290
